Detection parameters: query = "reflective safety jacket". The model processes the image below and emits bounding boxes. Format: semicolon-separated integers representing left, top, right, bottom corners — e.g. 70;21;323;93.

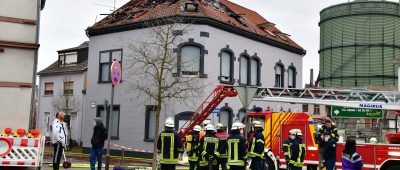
198;133;221;166
186;131;200;162
227;131;247;166
157;130;184;164
247;131;265;158
282;138;294;160
289;138;306;168
317;125;339;146
216;131;229;158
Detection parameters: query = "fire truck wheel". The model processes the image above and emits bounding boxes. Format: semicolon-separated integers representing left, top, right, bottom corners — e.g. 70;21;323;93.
264;156;276;170
387;165;400;170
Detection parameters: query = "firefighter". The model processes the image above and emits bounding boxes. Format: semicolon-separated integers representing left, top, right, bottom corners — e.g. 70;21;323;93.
288;129;305;170
199;119;211;140
198;124;220;170
215;123;229;170
282;129;296;170
317;119;339;168
157;118;184;170
186;125;202;170
248;120;265;170
323;132;337;170
227;122;247;170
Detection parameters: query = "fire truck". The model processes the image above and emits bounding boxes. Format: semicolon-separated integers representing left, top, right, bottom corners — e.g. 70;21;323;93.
178;85;400;170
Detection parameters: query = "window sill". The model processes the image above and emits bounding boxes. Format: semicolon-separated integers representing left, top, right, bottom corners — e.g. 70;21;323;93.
143;138;155;142
219;80;235;85
173;73;208;78
43;95;54;97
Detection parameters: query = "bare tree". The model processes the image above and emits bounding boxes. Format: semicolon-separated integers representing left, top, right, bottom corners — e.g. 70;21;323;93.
52;93;81;115
125;17;204;168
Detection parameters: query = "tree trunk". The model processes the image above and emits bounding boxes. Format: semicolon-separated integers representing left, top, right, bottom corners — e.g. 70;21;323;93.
152;101;162;169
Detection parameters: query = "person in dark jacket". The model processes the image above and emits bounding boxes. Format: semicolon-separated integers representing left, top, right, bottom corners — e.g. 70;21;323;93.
323;132;337;170
227;122;247;170
198;124;220;170
90;117;107;170
342;139;363;170
215;123;229;170
317;119;339;168
288;129;305;170
186;125;202;170
283;129;296;170
157;118;184;170
248;121;265;170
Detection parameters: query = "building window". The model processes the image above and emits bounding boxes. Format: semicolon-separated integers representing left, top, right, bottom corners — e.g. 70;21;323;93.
219;105;233;130
288;65;297;88
44;112;51;135
44;82;54;95
219;49;234;84
250;57;261;86
275;62;284;87
99;49;123;83
58;52;78;66
181;46;201;76
237;108;246;124
239;55;250;85
145;105;157;141
302;104;308;112
97;105;120;139
58;54;65;66
314;104;320;115
63;81;73;95
175;40;207;78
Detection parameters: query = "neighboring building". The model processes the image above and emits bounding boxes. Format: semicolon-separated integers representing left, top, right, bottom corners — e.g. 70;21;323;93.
82;0;305;156
37;42;88;145
316;0;400;143
0;0;46;129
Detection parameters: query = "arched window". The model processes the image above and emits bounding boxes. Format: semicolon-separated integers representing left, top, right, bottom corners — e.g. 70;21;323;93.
288;65;296;88
181;46;201;76
275;62;284;87
250;57;261;86
240;55;250;85
219;105;233;130
220;50;234;84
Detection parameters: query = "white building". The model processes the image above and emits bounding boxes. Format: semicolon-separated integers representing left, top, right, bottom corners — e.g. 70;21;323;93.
37;42;88;145
0;0;46;129
82;0;305;157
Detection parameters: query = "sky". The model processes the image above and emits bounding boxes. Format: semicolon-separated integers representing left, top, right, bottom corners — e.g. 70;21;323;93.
38;0;395;86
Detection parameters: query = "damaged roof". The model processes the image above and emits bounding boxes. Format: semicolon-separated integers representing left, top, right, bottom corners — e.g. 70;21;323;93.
87;0;305;55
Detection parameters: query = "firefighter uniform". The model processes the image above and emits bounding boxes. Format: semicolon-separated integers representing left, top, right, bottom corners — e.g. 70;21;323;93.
317;120;338;168
227;122;247;170
248;121;265;170
186;125;202;170
198;124;220;170
288;129;305;170
282;129;295;170
157;118;184;170
215;123;229;170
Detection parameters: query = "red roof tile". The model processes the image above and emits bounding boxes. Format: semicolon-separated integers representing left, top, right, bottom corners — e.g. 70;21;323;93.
89;0;304;52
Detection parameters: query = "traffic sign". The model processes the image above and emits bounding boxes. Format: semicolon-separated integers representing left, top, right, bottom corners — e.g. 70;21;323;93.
236;86;258;109
212;108;220;114
110;60;121;86
331;106;383;118
0;138;12;157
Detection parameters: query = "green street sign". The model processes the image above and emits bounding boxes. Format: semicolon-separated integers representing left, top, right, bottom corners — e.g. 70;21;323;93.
331;106;383;118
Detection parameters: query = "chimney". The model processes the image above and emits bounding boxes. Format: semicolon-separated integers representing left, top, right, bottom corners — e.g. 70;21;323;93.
310;69;314;87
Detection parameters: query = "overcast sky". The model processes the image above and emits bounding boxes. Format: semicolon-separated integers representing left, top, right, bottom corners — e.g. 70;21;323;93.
38;0;395;86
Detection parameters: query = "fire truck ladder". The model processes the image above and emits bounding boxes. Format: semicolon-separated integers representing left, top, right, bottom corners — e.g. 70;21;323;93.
178;85;237;139
253;87;400;111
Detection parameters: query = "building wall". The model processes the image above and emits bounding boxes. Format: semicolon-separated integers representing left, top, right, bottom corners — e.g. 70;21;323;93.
0;0;40;129
82;24;303;152
37;73;86;143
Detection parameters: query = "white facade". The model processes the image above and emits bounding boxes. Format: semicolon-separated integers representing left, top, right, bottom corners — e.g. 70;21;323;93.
82;24;304;153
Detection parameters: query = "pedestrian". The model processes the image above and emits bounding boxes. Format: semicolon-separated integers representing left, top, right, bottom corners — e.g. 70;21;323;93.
215;123;229;170
198;124;220;170
282;129;296;170
247;120;265;170
288;129;305;170
157;118;184;170
227;122;247;170
323;132;337;170
186;125;202;170
317;119;339;168
90;117;107;170
342;139;363;170
52;112;69;170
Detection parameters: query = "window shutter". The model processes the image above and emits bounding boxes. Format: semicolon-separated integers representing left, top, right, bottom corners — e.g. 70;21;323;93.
221;52;231;81
240;57;248;84
181;46;200;74
250;59;258;85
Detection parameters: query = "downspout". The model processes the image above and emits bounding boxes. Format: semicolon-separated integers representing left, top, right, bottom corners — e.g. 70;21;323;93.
30;0;42;129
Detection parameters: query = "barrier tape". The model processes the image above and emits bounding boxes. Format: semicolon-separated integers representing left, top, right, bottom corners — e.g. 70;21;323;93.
108;141;152;153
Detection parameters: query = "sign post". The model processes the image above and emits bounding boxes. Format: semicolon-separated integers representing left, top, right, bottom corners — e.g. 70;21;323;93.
105;60;121;170
331;106;383;118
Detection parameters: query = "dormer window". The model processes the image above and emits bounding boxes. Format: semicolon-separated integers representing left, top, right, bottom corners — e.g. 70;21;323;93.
58;52;78;66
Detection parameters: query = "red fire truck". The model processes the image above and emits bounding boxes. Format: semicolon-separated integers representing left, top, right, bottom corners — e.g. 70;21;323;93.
179;85;400;170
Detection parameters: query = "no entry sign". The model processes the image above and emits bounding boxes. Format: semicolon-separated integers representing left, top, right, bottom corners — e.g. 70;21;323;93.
110;60;121;86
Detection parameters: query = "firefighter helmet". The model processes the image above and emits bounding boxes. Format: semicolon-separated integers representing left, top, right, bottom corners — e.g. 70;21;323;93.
205;124;215;131
165;118;174;128
294;129;302;136
289;129;297;135
370;137;378;144
203;119;211;126
215;123;224;130
193;125;202;132
253;120;262;128
231;122;244;130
